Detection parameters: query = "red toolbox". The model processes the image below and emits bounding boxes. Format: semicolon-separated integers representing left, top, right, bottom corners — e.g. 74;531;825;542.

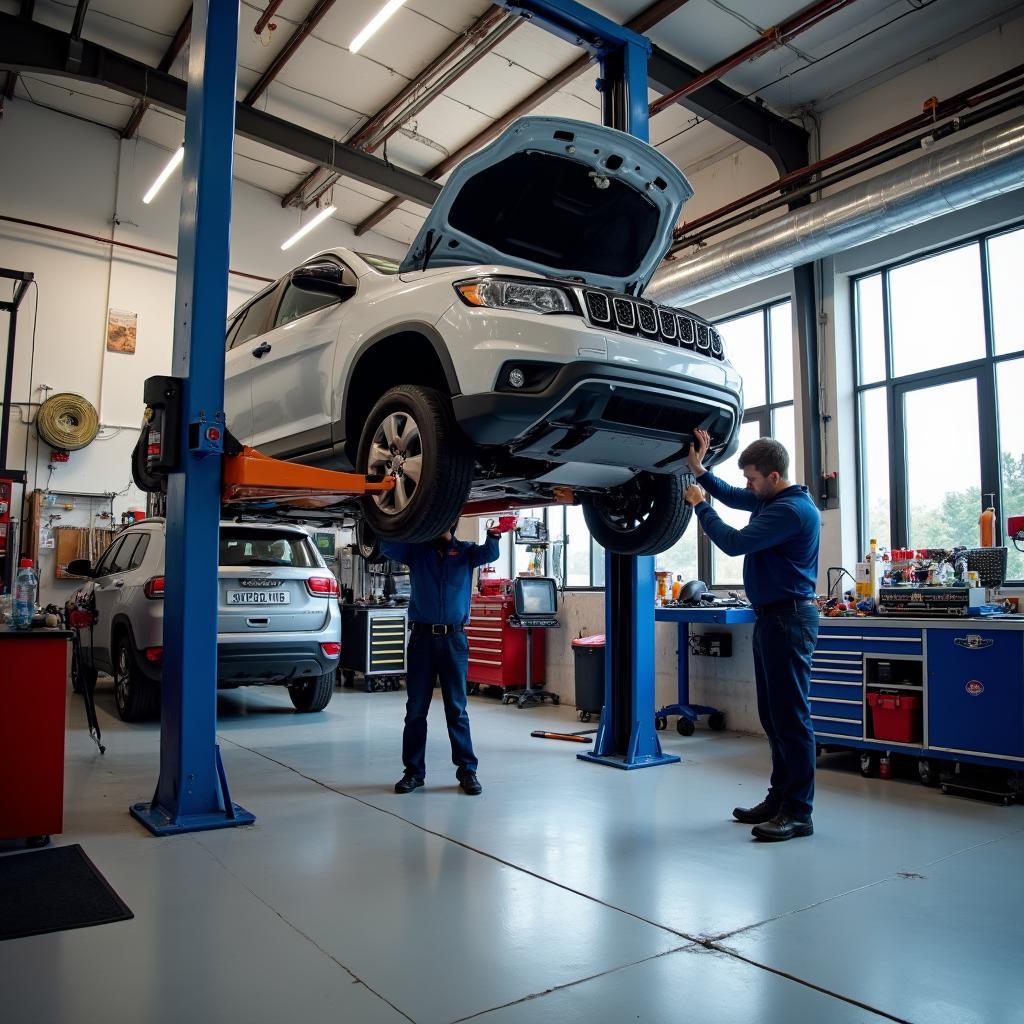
867;691;922;743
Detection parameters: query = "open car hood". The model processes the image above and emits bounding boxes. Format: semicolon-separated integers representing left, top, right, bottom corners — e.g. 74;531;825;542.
400;117;693;294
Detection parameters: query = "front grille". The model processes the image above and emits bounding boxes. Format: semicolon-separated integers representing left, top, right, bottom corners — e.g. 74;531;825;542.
580;288;725;361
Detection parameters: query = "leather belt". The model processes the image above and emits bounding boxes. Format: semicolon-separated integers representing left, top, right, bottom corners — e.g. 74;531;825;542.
753;598;817;616
410;622;465;635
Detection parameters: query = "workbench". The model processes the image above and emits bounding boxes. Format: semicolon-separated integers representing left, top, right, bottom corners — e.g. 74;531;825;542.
810;616;1024;791
654;605;755;735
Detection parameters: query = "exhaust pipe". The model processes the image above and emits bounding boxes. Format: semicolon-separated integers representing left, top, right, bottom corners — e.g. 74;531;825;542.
648;113;1024;306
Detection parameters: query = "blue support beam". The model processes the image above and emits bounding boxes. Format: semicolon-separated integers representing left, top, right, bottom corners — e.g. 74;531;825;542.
131;0;254;836
497;0;675;769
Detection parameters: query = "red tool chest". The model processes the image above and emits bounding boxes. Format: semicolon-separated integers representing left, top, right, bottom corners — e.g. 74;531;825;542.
466;592;545;689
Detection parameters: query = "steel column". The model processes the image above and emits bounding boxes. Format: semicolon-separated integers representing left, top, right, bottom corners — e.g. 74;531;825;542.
130;0;254;836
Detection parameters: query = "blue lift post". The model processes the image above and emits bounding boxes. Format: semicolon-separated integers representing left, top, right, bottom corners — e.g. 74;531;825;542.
496;1;677;769
131;0;254;835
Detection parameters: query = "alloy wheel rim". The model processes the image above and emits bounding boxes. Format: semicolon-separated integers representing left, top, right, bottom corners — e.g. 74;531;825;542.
114;644;130;709
367;411;422;516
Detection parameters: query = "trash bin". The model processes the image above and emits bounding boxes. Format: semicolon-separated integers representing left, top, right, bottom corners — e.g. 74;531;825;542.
571;634;605;722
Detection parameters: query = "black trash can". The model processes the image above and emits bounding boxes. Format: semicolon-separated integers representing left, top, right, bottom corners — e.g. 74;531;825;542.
572;634;605;722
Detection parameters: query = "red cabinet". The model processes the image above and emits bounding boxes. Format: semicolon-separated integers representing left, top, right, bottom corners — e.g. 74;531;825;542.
466;593;545;689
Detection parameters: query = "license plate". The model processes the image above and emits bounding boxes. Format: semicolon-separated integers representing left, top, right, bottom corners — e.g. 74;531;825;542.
227;590;290;605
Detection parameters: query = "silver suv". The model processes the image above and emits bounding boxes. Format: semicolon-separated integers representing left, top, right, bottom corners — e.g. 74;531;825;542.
68;519;341;721
219;117;743;555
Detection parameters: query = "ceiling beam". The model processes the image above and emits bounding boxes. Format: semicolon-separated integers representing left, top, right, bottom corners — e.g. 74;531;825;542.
121;4;193;140
0;12;441;209
1;0;36;118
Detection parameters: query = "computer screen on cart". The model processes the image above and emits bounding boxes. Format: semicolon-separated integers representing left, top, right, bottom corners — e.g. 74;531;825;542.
514;577;557;616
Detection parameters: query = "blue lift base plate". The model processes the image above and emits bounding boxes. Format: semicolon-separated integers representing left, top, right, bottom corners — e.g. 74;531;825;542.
576;751;680;770
130;801;256;836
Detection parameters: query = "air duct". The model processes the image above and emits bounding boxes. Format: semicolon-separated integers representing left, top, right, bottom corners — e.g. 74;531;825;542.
648;113;1024;306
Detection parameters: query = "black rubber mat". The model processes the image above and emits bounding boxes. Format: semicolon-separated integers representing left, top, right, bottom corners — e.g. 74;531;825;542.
0;844;133;941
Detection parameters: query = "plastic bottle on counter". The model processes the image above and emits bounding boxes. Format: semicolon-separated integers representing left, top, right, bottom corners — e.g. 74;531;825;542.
671;575;683;602
12;558;38;629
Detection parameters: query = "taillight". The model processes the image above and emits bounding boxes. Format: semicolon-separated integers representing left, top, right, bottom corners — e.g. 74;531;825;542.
144;576;165;599
320;642;341;657
144;647;164;662
306;576;339;597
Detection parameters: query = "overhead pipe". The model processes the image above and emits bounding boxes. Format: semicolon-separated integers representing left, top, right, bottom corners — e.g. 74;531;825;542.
647;112;1024;306
649;0;859;117
672;63;1024;243
673;89;1024;250
253;0;286;37
353;0;694;236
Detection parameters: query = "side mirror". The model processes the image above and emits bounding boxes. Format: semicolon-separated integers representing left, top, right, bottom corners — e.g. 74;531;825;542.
66;559;94;578
290;261;355;298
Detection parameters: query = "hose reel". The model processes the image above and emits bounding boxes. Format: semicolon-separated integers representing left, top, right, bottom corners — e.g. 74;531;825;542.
36;392;100;451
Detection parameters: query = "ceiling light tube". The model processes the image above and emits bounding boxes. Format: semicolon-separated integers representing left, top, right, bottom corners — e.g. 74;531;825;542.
350;0;408;54
142;147;184;205
281;205;337;251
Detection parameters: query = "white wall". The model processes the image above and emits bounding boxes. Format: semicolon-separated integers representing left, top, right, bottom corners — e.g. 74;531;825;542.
0;101;406;604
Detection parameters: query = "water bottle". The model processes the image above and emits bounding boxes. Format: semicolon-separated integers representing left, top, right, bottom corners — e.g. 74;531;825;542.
12;558;38;629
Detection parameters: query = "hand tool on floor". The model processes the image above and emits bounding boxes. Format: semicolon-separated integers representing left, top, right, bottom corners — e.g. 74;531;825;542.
530;730;595;743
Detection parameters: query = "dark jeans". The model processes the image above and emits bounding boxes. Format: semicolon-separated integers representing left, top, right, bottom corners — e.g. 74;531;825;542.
751;602;818;820
402;630;477;779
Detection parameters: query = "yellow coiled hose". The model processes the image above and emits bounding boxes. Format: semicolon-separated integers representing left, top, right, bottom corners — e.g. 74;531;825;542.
36;392;100;450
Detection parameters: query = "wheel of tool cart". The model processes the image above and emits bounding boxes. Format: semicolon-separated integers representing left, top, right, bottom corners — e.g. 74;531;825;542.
579;710;591;723
676;716;695;737
26;835;50;848
860;752;877;778
655;715;667;731
551;694;560;706
708;712;726;731
917;758;939;787
468;682;480;696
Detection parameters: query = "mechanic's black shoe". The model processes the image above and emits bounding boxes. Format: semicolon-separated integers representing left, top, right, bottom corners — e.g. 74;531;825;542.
751;814;813;842
732;798;780;824
394;773;424;794
457;770;482;795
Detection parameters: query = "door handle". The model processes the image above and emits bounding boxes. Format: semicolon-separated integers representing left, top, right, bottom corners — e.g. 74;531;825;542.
113;579;125;588
253;341;272;359
246;617;270;627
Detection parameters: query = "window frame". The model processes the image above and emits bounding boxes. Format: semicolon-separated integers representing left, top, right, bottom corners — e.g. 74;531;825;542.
852;220;1020;577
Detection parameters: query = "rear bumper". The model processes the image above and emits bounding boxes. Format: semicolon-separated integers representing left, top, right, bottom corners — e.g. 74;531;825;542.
452;360;742;475
216;639;339;686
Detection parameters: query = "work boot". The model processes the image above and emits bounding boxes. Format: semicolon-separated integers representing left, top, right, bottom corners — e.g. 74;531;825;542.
394;773;424;794
457;769;482;795
732;798;780;824
751;814;814;842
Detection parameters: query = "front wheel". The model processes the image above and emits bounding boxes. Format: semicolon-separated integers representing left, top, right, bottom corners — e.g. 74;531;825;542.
582;473;693;556
357;385;474;544
289;672;335;712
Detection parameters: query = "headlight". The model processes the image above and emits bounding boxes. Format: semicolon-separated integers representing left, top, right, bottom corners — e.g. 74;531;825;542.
455;278;574;315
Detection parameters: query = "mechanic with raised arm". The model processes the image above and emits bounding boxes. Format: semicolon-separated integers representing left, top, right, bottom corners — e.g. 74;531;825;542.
685;429;821;842
380;519;509;796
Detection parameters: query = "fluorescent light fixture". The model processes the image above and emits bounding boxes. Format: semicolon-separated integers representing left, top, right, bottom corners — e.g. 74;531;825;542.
350;0;408;54
142;147;184;205
281;205;337;251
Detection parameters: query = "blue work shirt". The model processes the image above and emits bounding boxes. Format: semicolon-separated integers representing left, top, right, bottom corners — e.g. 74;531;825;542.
694;471;820;608
380;534;500;626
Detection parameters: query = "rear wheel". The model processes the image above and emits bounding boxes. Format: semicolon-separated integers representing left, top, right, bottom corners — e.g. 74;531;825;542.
356;518;386;564
582;473;693;556
357;385;473;544
113;633;159;722
289;671;335;712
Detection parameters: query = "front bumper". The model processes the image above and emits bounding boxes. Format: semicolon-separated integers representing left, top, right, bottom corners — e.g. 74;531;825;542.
452;359;741;476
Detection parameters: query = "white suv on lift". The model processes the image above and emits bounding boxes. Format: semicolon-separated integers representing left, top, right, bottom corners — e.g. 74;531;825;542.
222;117;743;554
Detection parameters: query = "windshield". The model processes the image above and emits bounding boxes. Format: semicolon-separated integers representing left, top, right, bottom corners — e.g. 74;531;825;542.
355;252;400;275
220;528;318;568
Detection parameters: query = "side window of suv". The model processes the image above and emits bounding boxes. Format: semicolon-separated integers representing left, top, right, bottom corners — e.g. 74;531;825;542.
274;281;342;329
93;536;126;577
127;533;151;570
111;534;142;573
229;287;279;349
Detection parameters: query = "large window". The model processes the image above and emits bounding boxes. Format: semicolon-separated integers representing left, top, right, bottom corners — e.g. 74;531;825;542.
854;223;1024;582
707;300;796;586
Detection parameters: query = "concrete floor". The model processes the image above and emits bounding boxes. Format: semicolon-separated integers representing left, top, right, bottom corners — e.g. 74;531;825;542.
3;681;1023;1024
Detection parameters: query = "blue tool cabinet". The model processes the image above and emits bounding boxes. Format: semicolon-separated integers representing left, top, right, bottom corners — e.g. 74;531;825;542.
811;618;1024;775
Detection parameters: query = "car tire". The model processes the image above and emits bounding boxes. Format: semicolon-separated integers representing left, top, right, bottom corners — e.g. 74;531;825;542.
356;518;386;564
356;385;473;544
113;632;159;722
582;472;693;557
289;671;335;713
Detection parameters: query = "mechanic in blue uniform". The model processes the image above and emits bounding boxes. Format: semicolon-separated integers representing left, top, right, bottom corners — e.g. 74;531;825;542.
685;430;821;842
381;521;507;796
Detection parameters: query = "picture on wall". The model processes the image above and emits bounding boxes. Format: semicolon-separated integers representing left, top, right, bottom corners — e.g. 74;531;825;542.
106;307;138;354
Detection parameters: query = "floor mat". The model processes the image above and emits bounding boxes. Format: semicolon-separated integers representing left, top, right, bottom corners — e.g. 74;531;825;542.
0;844;133;941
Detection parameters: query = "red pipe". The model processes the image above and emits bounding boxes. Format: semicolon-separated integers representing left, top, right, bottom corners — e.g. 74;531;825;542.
649;0;860;117
0;214;274;283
